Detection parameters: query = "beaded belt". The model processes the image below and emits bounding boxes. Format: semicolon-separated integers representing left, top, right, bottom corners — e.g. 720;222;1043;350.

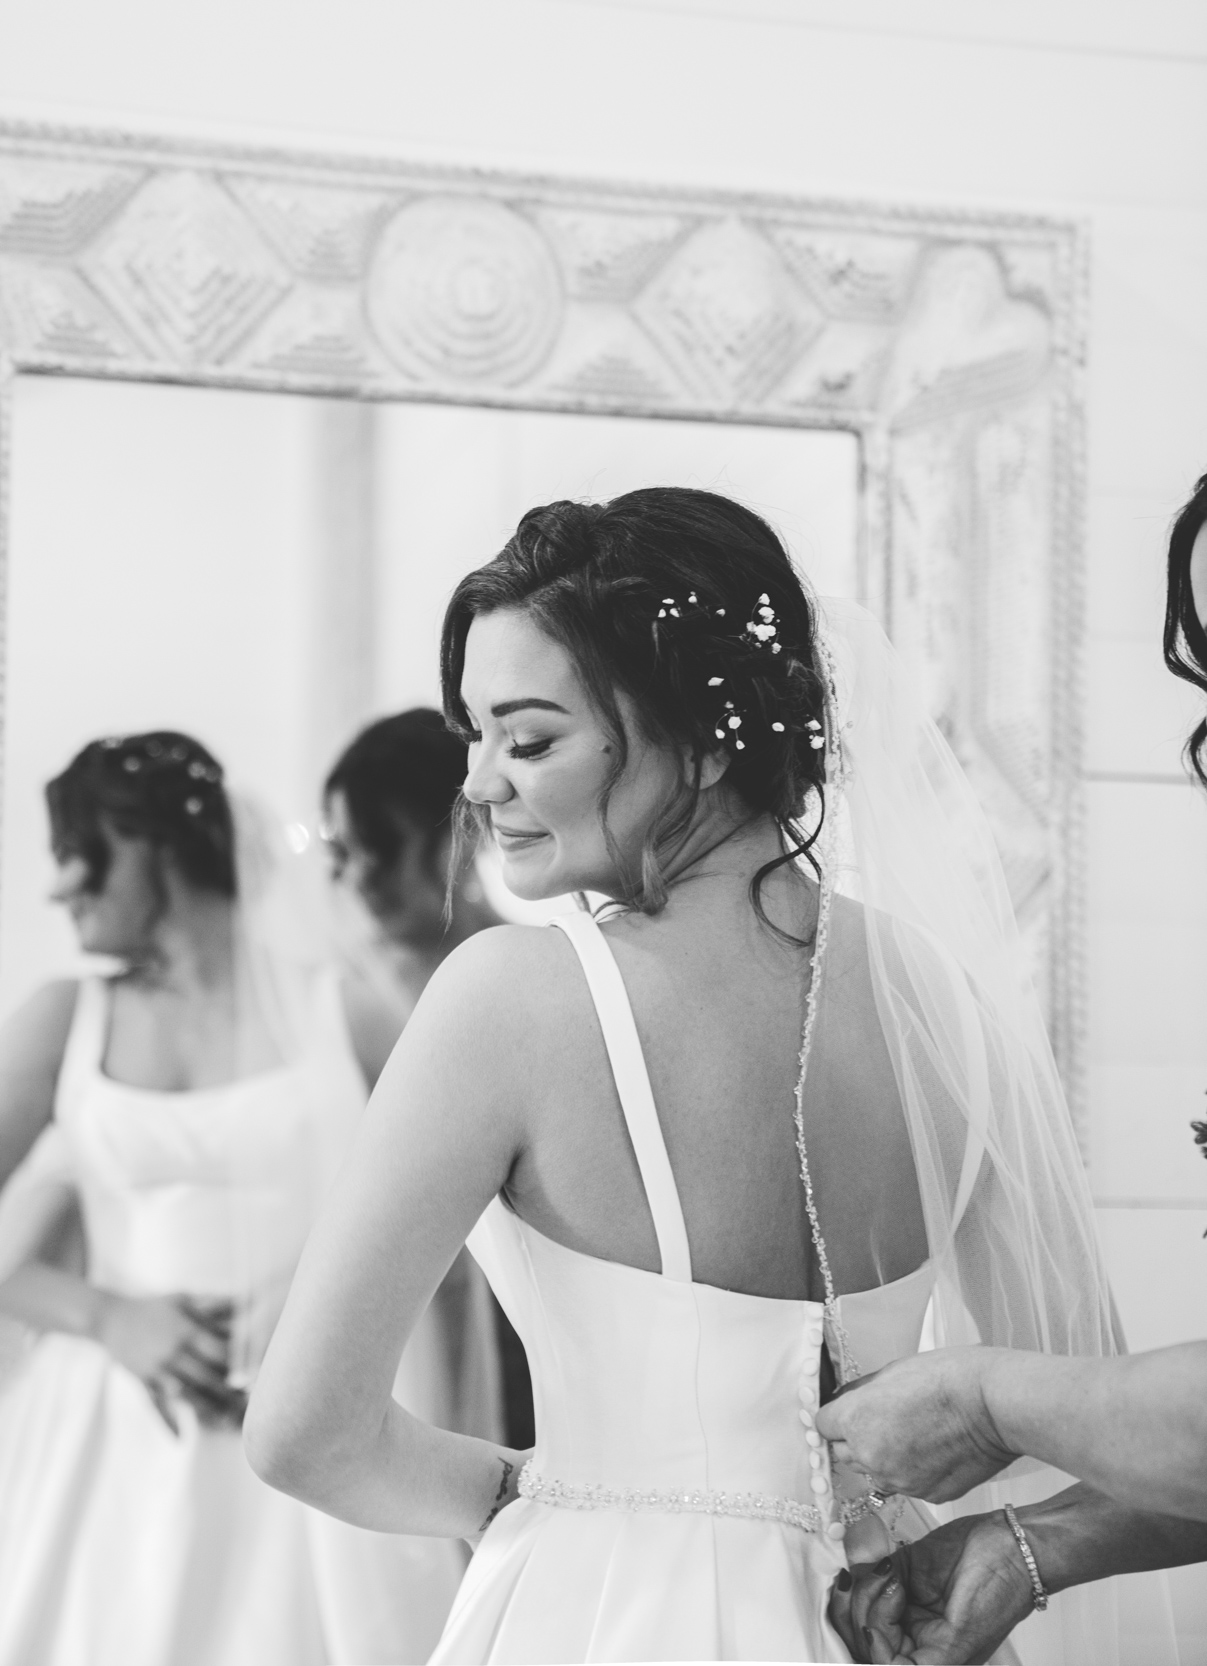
519;1460;883;1538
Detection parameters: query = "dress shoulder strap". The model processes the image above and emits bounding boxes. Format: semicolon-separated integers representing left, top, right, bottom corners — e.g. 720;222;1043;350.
551;913;693;1283
53;977;109;1122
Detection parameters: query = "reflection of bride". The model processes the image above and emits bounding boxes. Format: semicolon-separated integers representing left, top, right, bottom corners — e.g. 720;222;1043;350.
321;708;524;1451
248;489;1156;1665
0;732;461;1665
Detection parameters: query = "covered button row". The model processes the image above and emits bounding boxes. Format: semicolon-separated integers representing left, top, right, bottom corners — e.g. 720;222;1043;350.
799;1319;832;1512
798;1316;825;1413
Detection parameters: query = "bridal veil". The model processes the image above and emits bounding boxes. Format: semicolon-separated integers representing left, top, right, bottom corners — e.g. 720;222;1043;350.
811;596;1176;1666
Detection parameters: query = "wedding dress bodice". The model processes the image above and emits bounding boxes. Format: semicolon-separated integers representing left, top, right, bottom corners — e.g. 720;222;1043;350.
57;977;366;1365
435;912;940;1664
468;1176;934;1513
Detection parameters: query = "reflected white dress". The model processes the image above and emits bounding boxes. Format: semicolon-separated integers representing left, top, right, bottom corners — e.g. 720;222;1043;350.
0;975;470;1666
433;912;1018;1666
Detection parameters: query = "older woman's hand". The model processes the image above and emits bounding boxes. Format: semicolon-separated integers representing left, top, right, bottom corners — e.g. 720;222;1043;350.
815;1348;1016;1503
829;1511;1033;1664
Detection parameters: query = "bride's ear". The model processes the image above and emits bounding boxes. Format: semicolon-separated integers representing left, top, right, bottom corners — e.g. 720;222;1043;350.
694;746;731;791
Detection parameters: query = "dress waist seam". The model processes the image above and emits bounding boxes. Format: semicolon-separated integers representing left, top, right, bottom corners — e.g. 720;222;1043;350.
519;1461;880;1539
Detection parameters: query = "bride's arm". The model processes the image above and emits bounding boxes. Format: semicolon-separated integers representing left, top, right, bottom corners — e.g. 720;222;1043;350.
244;924;547;1538
0;982;92;1331
0;1129;96;1336
0;1126;81;1279
0;980;77;1188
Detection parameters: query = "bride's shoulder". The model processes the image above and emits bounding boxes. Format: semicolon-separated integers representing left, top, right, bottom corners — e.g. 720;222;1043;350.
0;980;82;1140
418;923;585;1035
828;890;953;972
442;920;572;977
0;978;81;1061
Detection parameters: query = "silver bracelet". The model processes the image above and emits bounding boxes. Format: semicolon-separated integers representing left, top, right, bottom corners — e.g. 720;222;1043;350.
1003;1502;1049;1612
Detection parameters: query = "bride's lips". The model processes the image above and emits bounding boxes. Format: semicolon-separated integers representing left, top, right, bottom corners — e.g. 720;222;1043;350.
492;823;549;848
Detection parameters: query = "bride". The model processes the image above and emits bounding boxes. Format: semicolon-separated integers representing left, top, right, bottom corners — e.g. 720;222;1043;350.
0;731;456;1666
247;488;1121;1664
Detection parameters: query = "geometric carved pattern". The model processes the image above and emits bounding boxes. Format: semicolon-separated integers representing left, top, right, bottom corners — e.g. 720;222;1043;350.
542;304;680;406
367;197;563;386
0;261;132;362
880;247;1052;429
225;178;398;283
769;321;889;414
0;120;1087;1124
636;220;823;405
0;159;143;258
84;172;289;365
763;226;921;323
998;243;1060;312
243;286;387;382
533;208;693;302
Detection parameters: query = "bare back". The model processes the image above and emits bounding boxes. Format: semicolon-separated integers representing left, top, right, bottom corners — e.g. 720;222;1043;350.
506;874;928;1302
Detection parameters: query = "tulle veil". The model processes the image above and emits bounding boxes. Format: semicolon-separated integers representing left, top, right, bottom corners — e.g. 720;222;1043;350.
221;791;341;1386
810;596;1177;1665
0;791;345;1389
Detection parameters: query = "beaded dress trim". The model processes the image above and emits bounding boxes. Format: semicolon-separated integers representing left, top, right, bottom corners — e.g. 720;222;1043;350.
518;1462;883;1536
518;1464;827;1533
792;867;861;1386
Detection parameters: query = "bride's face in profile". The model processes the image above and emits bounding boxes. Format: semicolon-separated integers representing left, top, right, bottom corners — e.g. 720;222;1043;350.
50;829;161;957
460;607;685;900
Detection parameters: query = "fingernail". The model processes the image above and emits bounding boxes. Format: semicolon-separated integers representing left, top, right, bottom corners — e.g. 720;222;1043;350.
873;1555;893;1576
836;1567;852;1592
862;1627;874;1647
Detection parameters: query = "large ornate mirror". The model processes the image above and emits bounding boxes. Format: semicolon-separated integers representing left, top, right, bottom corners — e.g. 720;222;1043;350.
2;372;859;1005
0;121;1085;1109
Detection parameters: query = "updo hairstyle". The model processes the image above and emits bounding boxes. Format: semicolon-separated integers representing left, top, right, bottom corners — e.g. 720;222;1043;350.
46;731;235;897
323;709;468;893
440;486;830;923
1163;471;1207;786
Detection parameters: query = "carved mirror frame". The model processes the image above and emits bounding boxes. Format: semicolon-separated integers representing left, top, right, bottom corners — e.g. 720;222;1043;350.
0;120;1087;1125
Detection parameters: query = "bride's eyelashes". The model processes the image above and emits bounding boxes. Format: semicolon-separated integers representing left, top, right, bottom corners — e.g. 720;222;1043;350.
462;713;554;760
507;737;553;761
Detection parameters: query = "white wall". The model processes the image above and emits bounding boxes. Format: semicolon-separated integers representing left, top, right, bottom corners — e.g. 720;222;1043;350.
1;1;1205;1626
0;378;322;1011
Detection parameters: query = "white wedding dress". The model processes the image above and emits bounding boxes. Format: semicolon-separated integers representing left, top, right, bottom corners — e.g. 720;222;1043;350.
434;912;1011;1665
0;974;470;1666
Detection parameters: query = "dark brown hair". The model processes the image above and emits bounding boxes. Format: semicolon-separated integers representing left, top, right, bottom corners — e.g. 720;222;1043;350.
46;731;235;896
323;709;468;901
1163;473;1207;787
439;487;830;928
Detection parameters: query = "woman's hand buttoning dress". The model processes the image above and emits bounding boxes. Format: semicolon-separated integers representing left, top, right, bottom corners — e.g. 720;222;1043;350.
246;489;1169;1665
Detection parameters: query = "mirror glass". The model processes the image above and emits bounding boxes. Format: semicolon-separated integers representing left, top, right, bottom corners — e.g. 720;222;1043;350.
2;374;859;1010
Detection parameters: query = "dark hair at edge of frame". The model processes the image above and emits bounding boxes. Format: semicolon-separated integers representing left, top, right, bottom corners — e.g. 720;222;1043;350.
323;709;468;883
437;488;831;941
1163;474;1207;1171
1162;472;1207;787
45;731;235;897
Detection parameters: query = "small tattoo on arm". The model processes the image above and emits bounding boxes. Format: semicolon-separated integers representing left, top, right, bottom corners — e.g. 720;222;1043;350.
477;1456;515;1533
